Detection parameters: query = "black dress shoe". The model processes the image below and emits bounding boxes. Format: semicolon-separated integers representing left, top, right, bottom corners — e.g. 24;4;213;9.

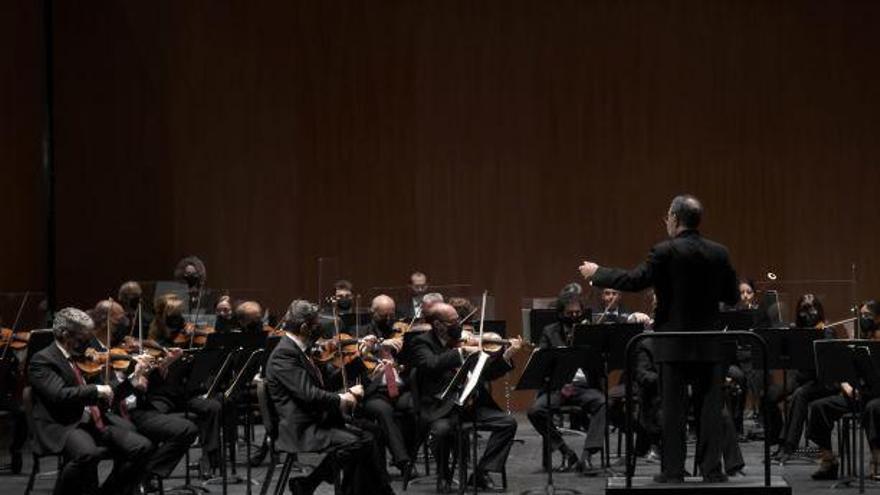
10;451;22;475
653;472;685;483
249;441;268;467
398;461;414;490
467;471;498;491
703;472;728;483
555;452;581;472
288;476;315;495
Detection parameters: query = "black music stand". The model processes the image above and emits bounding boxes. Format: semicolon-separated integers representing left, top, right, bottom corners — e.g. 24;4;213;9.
437;351;481;495
572;323;644;468
223;349;264;495
516;347;595;495
814;340;880;493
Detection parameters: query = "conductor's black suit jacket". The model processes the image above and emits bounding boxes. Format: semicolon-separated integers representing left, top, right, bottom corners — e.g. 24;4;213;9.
592;229;739;332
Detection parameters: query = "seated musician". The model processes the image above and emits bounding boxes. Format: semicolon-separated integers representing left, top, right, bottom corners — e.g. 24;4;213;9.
214;295;235;333
90;300;199;489
398;271;429;319
174;255;208;311
767;294;836;463
118;280;153;332
29;307;154;495
146;293;224;478
736;278;758;310
807;300;880;480
410;302;521;493
90;299;131;348
358;294;416;481
266;299;394;495
318;279;355;338
597;288;629;323
235;300;265;335
527;290;606;474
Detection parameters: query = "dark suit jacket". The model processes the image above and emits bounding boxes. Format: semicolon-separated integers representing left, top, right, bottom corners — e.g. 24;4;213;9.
409;330;513;422
28;343;133;454
592;230;739;332
266;335;344;453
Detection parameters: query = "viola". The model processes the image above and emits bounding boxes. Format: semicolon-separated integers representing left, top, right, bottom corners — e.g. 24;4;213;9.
172;322;216;347
312;333;361;368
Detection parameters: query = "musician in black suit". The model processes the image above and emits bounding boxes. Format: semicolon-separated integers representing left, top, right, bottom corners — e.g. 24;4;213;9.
409;302;521;493
358;295;416;481
526;291;606;474
28;308;154;495
266;299;394;495
579;195;740;483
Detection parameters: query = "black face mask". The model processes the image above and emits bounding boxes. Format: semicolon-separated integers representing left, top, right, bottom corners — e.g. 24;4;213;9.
69;336;92;358
560;314;582;326
124;297;141;311
245;320;264;334
165;314;186;331
446;323;463;341
860;316;878;333
336;298;353;311
184;274;200;287
797;310;820;328
215;315;234;333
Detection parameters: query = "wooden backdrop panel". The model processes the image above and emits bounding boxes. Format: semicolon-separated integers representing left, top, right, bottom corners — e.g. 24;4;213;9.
46;0;880;409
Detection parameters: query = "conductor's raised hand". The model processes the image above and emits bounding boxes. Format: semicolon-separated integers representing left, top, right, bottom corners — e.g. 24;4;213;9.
579;261;599;280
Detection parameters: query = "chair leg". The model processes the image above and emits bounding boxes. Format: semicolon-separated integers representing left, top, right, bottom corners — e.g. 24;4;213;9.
331;454;342;495
260;451;278;495
501;467;507;490
24;453;39;495
273;454;295;495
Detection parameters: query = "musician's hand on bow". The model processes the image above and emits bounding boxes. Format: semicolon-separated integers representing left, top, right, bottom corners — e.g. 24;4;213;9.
96;384;114;401
370;361;386;379
383;338;403;354
503;336;524;361
579;261;599;280
339;392;358;412
360;335;379;353
842;381;854;399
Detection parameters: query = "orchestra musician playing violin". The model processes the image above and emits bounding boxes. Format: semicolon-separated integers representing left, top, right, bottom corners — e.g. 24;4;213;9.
266;300;394;495
358;295;416;482
145;293;225;477
28;308;154;495
235;300;266;335
88;299;199;488
409;302;522;493
527;290;606;475
118;281;153;333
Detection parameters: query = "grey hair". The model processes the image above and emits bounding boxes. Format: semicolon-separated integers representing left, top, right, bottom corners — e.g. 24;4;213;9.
53;307;94;339
422;293;444;305
284;299;319;329
370;294;395;312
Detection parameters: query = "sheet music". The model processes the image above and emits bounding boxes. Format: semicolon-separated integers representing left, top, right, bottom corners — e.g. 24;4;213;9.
457;351;489;406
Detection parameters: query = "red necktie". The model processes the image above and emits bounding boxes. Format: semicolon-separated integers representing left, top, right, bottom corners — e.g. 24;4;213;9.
69;361;108;432
385;364;399;399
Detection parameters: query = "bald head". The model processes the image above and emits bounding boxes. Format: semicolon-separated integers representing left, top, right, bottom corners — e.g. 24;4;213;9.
94;299;126;327
236;301;262;327
118;281;143;311
371;295;396;320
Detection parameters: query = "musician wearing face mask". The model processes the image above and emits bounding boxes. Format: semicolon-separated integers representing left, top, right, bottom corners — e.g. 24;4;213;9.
266;300;393;495
357;295;415;482
766;294;836;463
146;293;225;477
409;303;519;493
235;300;265;335
29;308;154;495
214;295;235;333
527;290;606;474
90;300;131;348
173;255;208;312
859;300;880;340
118;281;153;333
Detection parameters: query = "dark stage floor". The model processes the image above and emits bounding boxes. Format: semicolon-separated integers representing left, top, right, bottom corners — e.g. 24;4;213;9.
0;414;857;494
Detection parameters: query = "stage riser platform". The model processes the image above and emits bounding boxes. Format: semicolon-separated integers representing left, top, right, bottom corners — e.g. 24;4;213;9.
606;476;792;495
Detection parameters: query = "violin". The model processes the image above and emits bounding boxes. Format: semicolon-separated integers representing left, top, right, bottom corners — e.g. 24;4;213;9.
172;322;216;348
0;328;30;351
312;333;362;368
74;347;135;377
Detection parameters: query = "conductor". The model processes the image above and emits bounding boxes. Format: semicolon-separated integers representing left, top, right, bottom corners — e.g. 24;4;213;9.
578;194;739;483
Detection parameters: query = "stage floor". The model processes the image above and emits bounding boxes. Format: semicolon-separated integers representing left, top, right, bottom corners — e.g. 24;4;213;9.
0;414;851;494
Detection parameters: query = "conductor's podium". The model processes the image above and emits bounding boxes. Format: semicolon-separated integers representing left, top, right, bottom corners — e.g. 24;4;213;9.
607;475;792;495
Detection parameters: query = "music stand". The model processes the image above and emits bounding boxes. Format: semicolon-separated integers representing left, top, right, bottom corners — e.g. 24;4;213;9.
815;340;880;493
572;323;644;468
223;349;265;495
516;347;595;495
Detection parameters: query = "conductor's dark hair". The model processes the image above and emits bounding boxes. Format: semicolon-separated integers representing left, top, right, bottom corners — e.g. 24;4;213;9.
555;291;585;315
174;255;207;284
670;195;703;229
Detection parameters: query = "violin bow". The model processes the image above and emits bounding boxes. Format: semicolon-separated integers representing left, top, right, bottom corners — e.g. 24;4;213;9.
188;286;204;348
331;300;349;391
1;291;29;360
105;297;113;384
478;290;488;352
